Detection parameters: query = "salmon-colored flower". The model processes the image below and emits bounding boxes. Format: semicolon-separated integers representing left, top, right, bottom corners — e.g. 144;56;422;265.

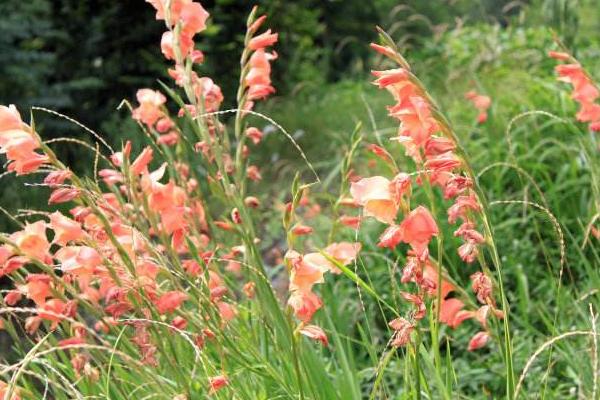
401;292;426;320
24;274;52;305
398;206;438;258
465;91;491;124
245;49;277;101
248;29;278;50
350;176;398;224
548;51;570;61
131;146;154;175
0;380;20;400
470;271;493;304
439;298;473;328
160;30;194;61
244;196;261;208
245;127;263;145
11;221;50;262
467;331;490;351
180;1;209;37
288;290;322;322
49;211;84;245
4;290;22;306
132;89;167;127
48;187;80;204
217;301;237;323
55;246;102;275
44;170;72;187
377;225;404;249
287;252;329;292
208;375;229;395
448;193;481;224
324;242;361;267
155;291;188;314
339;215;361;229
388;317;414;347
292;224;313;236
422;264;455;299
247;165;262;181
299;324;329;346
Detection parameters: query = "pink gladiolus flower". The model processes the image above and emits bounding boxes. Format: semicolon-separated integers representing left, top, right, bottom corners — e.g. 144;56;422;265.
471;271;493;304
245;127;263;145
299;325;329;346
247;165;262;181
350;176;398;224
0;104;22;131
447;193;481;224
287;252;329;292
49;212;84;245
292;224;313;236
288;290;323;322
44;170;72;187
131;146;154;175
58;337;86;348
370;43;398;60
388;317;414;347
398;206;439;258
439;298;473;328
155;291;188;314
4;290;22;306
548;51;570;61
468;331;490;351
324;242;361;267
245;49;277;101
160;31;194;60
424;136;456;156
465;91;491;124
11;221;50;262
377;225;404;249
180;2;209;37
339;215;361;229
248;29;278;50
422;264;455;299
132;89;167;127
24;274;52;305
55;246;102;275
208;375;229;395
0;380;21;400
401;292;426;320
48;187;80;204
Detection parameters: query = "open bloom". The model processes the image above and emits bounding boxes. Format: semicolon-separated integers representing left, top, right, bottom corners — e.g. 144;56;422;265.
398;206;438;258
350;176;398;224
0;105;48;175
132;89;167;128
11;221;51;262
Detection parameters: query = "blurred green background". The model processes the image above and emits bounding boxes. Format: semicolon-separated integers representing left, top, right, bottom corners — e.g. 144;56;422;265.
0;0;598;232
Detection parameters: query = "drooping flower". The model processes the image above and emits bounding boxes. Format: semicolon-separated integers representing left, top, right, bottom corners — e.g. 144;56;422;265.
467;331;490;351
299;325;329;346
389;317;414;347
